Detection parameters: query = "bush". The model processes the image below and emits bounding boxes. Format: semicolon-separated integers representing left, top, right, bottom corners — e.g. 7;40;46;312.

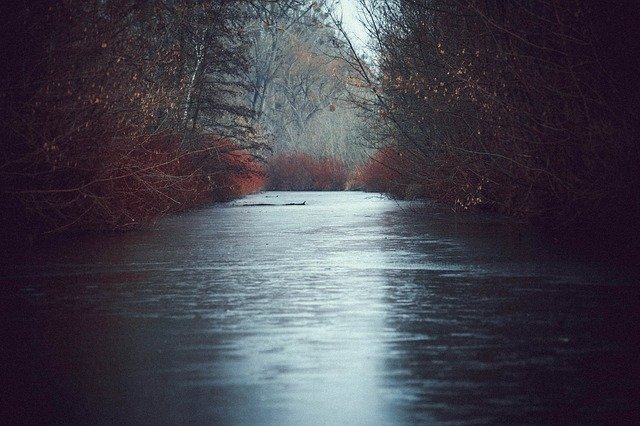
94;133;265;228
203;137;265;201
0;1;260;240
361;0;640;255
265;153;347;191
350;147;422;199
1;131;264;236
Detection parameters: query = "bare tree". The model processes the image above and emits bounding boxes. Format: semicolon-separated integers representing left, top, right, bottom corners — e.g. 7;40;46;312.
0;0;261;237
346;0;640;244
246;0;370;164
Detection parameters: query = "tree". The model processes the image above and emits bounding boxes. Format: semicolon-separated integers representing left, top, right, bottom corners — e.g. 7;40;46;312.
245;0;370;165
347;0;640;249
0;0;262;238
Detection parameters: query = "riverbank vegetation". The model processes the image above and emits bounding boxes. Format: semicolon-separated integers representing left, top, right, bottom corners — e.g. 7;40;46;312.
3;1;638;261
1;0;374;243
340;1;640;258
266;152;348;191
1;1;268;239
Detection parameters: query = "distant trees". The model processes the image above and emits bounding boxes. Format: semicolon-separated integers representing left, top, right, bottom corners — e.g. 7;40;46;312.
0;0;263;237
246;0;370;165
347;0;640;246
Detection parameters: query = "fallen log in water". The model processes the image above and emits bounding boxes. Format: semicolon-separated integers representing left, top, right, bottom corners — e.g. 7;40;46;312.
234;201;306;207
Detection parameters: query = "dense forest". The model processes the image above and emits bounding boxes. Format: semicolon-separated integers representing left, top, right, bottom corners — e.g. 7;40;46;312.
1;1;260;239
2;0;639;260
347;0;640;259
0;0;368;243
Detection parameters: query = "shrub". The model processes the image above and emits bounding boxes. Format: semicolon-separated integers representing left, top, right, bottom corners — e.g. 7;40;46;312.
203;137;265;201
350;147;420;199
361;0;640;256
265;153;347;191
2;131;264;235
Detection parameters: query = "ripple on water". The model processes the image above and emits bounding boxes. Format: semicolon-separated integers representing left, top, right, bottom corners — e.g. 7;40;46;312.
3;191;639;425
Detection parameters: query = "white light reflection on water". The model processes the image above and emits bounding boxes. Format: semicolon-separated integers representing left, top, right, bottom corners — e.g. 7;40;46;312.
186;192;404;424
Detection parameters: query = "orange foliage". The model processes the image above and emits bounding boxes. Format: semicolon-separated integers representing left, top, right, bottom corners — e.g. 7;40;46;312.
206;137;265;200
350;146;420;198
266;153;347;191
80;133;264;229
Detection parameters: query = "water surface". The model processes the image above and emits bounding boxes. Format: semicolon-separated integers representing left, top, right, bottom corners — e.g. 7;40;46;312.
2;191;638;424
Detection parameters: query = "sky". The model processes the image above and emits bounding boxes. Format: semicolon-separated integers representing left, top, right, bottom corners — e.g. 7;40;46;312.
336;0;370;54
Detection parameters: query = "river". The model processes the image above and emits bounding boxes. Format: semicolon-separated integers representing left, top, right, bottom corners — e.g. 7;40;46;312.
2;191;638;424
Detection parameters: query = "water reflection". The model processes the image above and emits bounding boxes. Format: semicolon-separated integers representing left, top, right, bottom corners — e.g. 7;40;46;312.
2;192;638;424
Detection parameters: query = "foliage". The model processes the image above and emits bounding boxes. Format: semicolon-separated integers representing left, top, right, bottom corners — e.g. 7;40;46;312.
265;152;347;191
3;130;263;235
349;147;411;197
347;0;640;248
0;0;263;239
205;138;266;201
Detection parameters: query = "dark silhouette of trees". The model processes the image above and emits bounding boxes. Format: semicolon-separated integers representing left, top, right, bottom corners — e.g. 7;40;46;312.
1;0;264;240
345;0;640;253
